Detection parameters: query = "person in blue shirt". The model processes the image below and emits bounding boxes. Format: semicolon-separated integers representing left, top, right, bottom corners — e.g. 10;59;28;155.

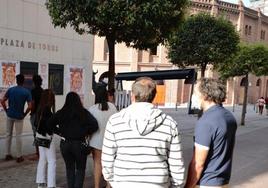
1;74;32;163
185;78;237;188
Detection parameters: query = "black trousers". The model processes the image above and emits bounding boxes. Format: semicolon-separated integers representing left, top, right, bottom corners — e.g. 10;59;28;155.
60;140;88;188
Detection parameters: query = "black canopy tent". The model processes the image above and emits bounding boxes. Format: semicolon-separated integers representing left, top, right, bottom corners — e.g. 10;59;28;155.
115;68;196;82
115;69;198;114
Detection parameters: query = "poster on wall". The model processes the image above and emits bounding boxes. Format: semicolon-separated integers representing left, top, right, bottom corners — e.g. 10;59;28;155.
67;65;85;101
0;60;20;88
0;60;20;111
0;87;8;111
39;63;49;89
48;64;64;95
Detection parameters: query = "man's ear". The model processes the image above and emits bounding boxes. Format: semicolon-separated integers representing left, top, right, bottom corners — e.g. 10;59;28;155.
131;94;136;103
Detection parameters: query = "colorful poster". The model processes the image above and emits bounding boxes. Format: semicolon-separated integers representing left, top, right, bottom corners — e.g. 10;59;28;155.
0;60;20;87
39;63;49;89
0;87;8;111
67;65;85;101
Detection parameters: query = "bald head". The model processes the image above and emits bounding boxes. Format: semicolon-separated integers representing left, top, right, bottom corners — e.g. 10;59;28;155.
132;77;157;103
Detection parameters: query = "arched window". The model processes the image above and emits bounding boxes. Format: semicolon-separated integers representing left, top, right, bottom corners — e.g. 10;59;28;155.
240;77;247;86
150;46;157;56
104;39;109;61
256;78;261;87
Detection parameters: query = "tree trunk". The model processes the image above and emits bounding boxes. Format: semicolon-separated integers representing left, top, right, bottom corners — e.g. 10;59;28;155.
106;36;115;91
241;73;249;126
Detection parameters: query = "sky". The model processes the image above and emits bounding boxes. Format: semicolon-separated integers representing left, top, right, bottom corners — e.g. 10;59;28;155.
223;0;251;7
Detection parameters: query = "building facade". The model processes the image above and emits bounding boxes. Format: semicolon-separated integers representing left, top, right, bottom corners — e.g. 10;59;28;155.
93;0;268;106
0;0;94;109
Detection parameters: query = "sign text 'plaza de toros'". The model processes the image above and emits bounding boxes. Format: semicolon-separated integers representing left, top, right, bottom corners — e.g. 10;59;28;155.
1;37;59;52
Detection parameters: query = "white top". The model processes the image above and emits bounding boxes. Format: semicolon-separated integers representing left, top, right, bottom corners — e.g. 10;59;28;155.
89;102;117;150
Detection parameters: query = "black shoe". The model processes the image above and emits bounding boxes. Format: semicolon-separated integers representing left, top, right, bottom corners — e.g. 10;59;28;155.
5;155;14;161
16;156;24;163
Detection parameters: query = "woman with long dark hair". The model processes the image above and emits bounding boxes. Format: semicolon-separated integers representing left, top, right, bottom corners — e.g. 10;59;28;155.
48;92;98;188
89;87;117;188
35;89;56;188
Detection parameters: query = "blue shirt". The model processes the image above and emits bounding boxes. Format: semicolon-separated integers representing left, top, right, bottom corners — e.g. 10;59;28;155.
195;105;237;186
5;86;32;119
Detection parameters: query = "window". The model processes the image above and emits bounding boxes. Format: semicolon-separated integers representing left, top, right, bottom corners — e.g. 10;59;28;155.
245;25;252;36
150;46;157;56
248;26;252;35
261;30;266;40
48;64;64;95
245;25;248;35
240;77;247;87
256;79;261;87
104;39;109;61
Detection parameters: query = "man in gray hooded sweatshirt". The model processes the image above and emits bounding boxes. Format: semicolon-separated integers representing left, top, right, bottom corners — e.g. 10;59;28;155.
102;77;185;188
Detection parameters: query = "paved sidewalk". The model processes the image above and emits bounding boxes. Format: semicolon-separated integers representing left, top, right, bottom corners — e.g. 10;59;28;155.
0;104;267;187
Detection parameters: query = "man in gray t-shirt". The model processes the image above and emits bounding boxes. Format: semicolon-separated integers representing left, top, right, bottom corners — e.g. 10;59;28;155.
185;78;237;188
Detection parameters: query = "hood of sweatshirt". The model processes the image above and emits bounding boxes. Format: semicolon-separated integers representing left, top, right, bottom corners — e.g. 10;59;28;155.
120;102;167;136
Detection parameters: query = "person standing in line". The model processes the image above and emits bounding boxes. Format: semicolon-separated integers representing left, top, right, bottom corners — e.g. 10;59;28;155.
35;89;56;188
1;74;32;163
102;77;185;188
184;78;237;188
30;75;44;158
89;87;117;188
257;97;266;115
48;92;98;188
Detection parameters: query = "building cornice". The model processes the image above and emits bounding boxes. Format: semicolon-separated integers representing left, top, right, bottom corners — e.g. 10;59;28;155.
190;0;268;22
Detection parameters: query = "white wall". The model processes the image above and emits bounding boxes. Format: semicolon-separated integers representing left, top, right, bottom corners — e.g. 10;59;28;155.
0;0;94;109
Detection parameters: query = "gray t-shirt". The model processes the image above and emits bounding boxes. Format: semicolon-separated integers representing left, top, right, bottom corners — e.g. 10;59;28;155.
195;105;237;186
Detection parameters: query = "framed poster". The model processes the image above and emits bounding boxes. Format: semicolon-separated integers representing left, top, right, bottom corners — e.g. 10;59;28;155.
20;61;38;90
67;65;85;101
0;60;20;87
49;64;64;95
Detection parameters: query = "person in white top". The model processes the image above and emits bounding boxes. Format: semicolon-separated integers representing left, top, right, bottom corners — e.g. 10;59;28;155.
89;87;117;188
257;97;266;115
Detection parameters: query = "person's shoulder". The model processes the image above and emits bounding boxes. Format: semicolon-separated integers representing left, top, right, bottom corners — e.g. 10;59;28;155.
107;109;124;123
164;114;177;126
7;86;16;91
108;102;117;111
88;104;99;112
23;88;31;95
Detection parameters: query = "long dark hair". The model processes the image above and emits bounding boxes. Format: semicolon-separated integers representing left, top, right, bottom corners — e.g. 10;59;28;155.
36;89;55;123
60;92;87;120
95;87;109;111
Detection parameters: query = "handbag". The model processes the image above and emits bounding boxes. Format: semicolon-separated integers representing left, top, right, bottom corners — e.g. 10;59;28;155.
35;112;52;149
35;136;52;148
81;136;92;155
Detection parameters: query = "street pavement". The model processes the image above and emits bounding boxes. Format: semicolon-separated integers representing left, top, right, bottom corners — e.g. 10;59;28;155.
0;104;267;188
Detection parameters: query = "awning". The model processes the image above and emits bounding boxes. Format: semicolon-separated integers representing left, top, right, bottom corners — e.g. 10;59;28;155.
115;68;196;83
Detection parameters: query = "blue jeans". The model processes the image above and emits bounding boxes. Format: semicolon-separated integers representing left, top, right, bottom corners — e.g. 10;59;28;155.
60;140;88;188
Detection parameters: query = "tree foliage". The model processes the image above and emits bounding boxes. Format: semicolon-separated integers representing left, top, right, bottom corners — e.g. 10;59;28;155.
168;13;239;77
217;44;268;79
217;43;268;125
46;0;188;89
